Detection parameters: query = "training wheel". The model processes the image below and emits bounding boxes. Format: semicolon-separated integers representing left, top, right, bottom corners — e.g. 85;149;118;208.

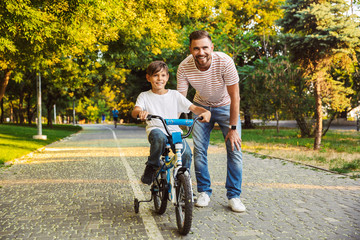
134;198;140;213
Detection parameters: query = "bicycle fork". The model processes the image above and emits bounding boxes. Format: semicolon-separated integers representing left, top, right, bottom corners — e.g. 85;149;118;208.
171;143;194;204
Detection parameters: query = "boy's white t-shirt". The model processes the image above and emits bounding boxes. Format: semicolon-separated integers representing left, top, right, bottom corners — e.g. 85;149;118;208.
135;89;192;136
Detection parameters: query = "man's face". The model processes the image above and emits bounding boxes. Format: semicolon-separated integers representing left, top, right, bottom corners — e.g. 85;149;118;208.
146;68;169;91
189;37;214;71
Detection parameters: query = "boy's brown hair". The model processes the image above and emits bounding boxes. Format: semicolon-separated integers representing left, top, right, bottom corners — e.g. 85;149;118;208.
189;30;212;44
146;61;169;76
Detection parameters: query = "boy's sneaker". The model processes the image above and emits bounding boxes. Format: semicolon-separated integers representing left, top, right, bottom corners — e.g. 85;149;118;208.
195;192;210;207
141;165;156;185
228;198;246;212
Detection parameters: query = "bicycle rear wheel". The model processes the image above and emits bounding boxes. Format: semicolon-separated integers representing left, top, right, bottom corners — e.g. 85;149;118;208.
152;171;168;214
175;172;193;235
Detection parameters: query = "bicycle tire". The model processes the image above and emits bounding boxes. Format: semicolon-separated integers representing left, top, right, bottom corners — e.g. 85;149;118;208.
152;172;168;214
175;172;193;235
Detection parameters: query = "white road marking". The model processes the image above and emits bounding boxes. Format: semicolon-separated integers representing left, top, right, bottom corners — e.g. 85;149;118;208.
105;127;164;240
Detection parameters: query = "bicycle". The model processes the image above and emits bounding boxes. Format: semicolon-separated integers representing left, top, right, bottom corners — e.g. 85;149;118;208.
134;114;201;235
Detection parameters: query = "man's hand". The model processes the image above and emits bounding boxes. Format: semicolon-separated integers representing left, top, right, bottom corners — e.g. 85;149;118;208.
225;130;242;151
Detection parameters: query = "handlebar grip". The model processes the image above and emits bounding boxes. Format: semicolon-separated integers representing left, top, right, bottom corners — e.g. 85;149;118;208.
137;114;153;121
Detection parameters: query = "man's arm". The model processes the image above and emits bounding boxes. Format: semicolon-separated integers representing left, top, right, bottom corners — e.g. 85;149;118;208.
225;83;241;151
177;66;189;98
179;90;188;98
227;83;240;126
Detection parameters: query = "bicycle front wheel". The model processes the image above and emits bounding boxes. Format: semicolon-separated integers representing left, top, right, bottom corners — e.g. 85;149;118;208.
175;172;193;235
152;171;168;214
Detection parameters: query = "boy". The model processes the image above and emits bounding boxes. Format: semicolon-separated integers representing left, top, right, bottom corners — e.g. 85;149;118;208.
131;61;211;185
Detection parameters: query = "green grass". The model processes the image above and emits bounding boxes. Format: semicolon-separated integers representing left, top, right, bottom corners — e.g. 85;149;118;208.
330;159;360;174
209;128;360;153
0;124;82;165
209;127;360;176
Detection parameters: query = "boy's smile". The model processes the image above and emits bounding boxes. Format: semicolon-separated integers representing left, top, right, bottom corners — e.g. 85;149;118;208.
146;68;169;95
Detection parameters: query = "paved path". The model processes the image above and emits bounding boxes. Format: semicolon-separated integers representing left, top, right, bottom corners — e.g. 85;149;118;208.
0;124;359;239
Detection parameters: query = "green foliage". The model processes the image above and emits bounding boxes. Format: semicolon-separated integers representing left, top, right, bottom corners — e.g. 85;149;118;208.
2;0;359;127
278;0;360;65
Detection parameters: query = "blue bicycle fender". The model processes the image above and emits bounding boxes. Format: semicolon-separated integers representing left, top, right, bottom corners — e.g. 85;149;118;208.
165;119;193;127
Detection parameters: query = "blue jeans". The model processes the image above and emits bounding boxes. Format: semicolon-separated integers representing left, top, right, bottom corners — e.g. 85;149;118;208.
192;103;243;199
146;128;192;169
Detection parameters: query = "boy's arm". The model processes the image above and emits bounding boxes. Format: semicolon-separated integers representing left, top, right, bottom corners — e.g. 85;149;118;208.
189;104;211;123
131;106;149;121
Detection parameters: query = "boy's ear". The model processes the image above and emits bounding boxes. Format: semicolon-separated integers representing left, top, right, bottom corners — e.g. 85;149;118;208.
146;74;150;82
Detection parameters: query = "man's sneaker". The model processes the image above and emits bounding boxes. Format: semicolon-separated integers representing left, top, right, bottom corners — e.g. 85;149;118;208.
195;192;210;207
228;198;246;212
141;165;156;185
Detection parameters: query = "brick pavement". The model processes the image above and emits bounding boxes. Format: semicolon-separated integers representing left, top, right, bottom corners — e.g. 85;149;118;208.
0;124;359;239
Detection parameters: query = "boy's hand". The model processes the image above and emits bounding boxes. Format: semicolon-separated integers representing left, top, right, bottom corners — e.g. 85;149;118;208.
198;110;211;123
138;111;149;121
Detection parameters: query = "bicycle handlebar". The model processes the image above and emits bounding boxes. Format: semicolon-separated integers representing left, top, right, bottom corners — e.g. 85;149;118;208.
142;114;202;139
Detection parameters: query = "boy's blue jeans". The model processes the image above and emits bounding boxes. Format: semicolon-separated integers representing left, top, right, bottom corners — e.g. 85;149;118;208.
192;103;243;200
146;128;192;169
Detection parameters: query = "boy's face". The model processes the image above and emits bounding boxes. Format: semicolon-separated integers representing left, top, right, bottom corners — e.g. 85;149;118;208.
146;68;169;91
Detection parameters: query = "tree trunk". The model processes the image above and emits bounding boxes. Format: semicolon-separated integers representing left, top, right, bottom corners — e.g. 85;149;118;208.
243;104;255;129
18;88;25;124
322;112;337;136
46;101;53;127
313;76;323;150
26;93;34;124
10;101;14;123
0;69;12;102
0;98;3;124
275;110;279;133
295;116;312;137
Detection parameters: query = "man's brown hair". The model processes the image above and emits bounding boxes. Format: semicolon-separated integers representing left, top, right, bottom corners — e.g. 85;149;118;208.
146;61;169;76
189;30;212;44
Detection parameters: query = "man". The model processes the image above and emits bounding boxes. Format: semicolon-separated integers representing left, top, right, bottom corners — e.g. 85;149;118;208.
177;30;245;212
112;107;119;128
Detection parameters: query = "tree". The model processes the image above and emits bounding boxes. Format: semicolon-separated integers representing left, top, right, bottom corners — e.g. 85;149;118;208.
207;0;285;128
0;0;125;102
278;0;360;149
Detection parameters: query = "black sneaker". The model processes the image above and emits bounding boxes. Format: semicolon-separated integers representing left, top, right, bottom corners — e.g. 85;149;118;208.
141;165;156;185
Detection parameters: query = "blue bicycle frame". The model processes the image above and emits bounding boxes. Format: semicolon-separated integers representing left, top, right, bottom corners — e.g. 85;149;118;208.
148;115;199;204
